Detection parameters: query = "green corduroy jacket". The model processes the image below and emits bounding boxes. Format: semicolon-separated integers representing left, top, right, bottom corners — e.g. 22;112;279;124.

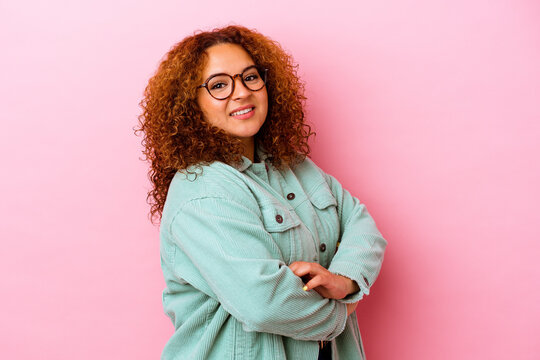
159;145;387;359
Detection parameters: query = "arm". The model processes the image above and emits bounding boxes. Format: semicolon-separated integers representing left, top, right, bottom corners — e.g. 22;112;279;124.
288;260;360;314
324;172;388;303
167;195;348;341
289;261;359;300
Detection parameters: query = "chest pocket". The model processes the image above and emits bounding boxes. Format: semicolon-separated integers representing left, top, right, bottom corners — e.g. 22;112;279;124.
260;201;301;264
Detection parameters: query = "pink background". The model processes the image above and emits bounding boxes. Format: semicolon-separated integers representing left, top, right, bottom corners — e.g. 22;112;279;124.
1;0;539;359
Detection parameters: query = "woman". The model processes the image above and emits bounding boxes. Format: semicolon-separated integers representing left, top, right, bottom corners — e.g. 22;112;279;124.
137;25;387;360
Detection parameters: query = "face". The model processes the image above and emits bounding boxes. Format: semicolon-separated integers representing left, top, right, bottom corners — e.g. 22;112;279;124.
196;43;268;144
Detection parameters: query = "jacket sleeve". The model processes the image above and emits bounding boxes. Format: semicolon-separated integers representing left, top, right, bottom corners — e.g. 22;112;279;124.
167;195;348;341
323;172;388;303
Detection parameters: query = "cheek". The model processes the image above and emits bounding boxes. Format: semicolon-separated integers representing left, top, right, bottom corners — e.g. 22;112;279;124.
259;91;269;114
198;96;226;122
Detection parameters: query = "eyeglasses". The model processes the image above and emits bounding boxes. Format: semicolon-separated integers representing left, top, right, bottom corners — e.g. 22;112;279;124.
198;65;268;100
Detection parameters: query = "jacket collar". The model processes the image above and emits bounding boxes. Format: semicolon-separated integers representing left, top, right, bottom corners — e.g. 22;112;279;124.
235;142;270;172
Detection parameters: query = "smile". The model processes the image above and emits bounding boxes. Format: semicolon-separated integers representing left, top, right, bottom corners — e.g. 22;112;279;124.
230;107;254;116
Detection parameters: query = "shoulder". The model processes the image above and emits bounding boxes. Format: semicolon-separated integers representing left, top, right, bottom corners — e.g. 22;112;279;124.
290;156;328;190
291;156;326;175
162;161;257;224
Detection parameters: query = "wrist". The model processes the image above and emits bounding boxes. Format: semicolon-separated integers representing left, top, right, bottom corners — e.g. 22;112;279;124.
340;275;360;295
349;279;360;295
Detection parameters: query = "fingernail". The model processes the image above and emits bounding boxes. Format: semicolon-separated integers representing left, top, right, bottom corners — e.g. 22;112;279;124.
303;285;308;291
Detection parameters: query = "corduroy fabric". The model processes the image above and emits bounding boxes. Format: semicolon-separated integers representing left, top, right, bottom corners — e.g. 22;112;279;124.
159;145;387;359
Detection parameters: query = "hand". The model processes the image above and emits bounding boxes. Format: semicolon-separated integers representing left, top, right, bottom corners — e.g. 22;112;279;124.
288;261;358;300
346;302;359;316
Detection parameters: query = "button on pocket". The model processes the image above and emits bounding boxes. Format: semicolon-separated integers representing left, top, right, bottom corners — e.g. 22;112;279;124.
260;202;300;265
260;202;300;232
287;193;295;200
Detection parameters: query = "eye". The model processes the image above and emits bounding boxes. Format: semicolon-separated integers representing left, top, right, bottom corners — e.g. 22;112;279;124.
244;73;259;82
210;82;228;90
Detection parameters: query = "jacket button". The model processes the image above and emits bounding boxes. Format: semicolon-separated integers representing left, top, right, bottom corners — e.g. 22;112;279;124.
319;243;327;252
275;215;283;223
287;193;295;200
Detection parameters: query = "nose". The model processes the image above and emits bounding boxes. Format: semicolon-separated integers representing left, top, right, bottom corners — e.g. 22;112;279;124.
230;74;251;100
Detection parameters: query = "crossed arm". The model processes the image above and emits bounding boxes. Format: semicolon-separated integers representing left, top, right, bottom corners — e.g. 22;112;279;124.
166;165;385;338
288;261;360;316
287;161;387;315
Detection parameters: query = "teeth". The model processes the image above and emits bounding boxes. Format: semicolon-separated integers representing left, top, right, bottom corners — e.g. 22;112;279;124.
231;107;253;116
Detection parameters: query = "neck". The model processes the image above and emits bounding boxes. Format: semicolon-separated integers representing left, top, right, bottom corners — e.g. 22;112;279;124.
239;137;255;162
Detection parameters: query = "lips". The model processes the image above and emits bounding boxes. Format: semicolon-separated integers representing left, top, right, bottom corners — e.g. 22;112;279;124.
230;105;255;116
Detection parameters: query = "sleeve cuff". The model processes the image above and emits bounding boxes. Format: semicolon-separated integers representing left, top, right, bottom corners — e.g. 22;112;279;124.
328;261;371;304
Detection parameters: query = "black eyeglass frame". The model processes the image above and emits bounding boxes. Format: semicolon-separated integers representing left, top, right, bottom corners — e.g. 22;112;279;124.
197;65;268;100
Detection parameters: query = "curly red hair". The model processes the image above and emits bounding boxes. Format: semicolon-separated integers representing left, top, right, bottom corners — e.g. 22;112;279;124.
136;25;315;223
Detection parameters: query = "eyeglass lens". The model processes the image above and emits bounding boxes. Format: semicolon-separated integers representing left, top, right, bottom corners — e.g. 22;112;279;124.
207;67;265;99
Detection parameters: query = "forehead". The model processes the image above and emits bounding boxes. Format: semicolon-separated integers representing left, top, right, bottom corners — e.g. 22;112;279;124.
201;43;256;78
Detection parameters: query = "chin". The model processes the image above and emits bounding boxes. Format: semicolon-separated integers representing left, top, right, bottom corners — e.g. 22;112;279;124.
230;124;264;138
232;131;260;139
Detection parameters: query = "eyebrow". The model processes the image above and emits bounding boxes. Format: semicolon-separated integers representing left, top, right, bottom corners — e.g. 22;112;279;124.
205;65;257;80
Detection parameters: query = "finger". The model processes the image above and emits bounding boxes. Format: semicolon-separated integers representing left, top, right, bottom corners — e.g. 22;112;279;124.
289;262;315;277
303;275;327;291
288;261;306;273
288;261;310;273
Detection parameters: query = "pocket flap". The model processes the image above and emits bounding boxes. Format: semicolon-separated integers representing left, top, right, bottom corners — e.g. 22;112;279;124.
260;203;300;232
307;182;338;210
